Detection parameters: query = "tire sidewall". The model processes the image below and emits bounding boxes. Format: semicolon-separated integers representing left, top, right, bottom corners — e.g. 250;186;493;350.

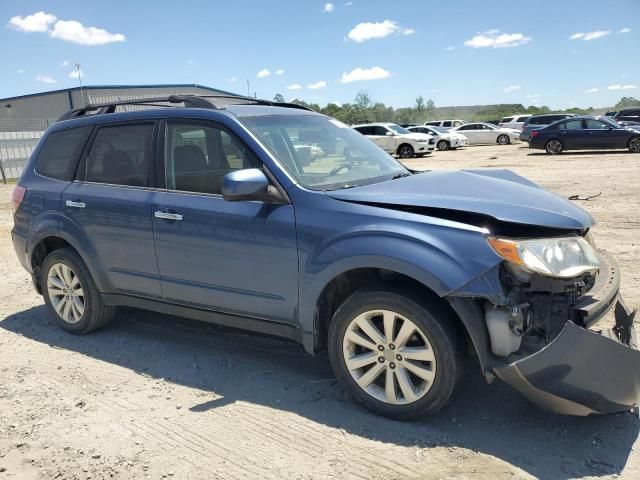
397;144;414;158
437;140;449;151
629;136;640;153
498;134;510;145
41;249;99;334
545;139;563;155
328;289;460;419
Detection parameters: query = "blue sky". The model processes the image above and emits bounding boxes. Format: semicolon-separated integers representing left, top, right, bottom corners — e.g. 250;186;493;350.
1;0;638;108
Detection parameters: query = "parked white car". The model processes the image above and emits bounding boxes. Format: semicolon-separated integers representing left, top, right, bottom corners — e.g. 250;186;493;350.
499;114;532;131
352;123;436;158
407;125;468;150
451;122;520;145
424;119;466;130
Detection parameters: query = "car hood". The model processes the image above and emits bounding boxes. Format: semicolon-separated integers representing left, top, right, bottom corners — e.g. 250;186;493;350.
327;169;593;231
402;132;432;141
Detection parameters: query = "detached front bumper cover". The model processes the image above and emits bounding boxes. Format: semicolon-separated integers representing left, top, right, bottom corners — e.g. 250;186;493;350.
495;299;639;415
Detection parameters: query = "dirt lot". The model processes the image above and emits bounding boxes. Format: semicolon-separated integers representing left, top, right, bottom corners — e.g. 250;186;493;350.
0;143;639;480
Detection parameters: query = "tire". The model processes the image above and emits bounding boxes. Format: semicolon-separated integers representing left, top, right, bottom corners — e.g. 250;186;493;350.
437;140;450;151
397;144;415;159
545;139;564;155
629;136;640;153
328;287;464;420
41;247;115;334
497;134;510;145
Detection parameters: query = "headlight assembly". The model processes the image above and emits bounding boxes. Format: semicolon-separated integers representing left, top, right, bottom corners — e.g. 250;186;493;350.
488;235;600;278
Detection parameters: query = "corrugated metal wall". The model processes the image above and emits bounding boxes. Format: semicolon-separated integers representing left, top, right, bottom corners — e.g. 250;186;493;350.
0;85;235;180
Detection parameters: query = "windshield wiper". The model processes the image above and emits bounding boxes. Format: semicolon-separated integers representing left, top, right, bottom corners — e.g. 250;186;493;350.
391;172;412;180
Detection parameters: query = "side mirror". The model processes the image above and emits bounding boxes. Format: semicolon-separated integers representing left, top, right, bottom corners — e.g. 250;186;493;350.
222;168;269;202
385;131;394;136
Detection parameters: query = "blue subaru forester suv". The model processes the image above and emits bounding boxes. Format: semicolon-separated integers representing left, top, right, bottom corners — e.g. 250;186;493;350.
11;95;639;419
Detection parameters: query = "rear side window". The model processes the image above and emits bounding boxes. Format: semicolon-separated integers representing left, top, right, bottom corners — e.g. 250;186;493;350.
501;117;513;123
35;126;92;181
355;126;373;135
560;120;584;130
516;116;529;122
85;124;154;187
617;109;640;121
442;121;452;127
425;121;439;126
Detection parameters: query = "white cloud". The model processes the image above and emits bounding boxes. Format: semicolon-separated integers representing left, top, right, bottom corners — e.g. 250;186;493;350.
431;89;439;93
257;68;270;78
446;46;455;51
186;59;195;65
570;30;611;41
68;69;83;79
9;11;56;32
329;101;342;106
340;66;391;83
17;69;25;74
618;27;631;33
525;93;540;98
60;60;69;67
229;77;238;83
402;28;415;36
324;3;335;12
345;2;353;5
347;20;398;42
584;88;599;93
307;80;327;90
608;84;637;90
287;84;303;90
50;19;125;45
275;69;284;75
464;30;531;48
36;74;56;84
503;85;521;93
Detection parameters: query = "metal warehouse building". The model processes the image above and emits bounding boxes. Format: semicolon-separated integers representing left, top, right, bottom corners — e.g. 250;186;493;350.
0;84;238;180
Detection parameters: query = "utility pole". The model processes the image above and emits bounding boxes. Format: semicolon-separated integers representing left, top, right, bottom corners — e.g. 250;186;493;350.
246;79;250;97
75;63;85;106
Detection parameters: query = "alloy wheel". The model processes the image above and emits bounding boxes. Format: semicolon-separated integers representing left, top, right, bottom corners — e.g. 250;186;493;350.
629;137;640;153
437;140;449;151
342;309;436;405
398;145;414;158
498;135;510;145
546;139;563;154
47;263;85;324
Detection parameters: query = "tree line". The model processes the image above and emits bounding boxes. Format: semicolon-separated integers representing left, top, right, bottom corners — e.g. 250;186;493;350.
272;91;640;125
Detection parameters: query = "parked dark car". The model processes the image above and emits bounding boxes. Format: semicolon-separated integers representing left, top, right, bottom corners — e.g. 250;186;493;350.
519;113;577;142
11;95;639;419
529;116;640;154
613;107;640;123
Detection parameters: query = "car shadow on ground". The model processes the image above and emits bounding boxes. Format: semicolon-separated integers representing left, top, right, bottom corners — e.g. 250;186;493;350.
2;305;638;479
527;150;636;157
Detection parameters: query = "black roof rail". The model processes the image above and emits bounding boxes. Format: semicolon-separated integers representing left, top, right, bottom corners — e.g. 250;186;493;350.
57;94;316;122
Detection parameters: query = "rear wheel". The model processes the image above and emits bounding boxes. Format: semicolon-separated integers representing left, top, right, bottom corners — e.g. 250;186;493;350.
629;136;640;153
497;134;510;145
545;139;564;155
328;288;464;420
437;140;450;151
41;248;115;334
397;144;415;159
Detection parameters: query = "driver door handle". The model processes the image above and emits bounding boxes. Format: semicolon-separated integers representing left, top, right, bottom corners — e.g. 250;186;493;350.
154;210;183;221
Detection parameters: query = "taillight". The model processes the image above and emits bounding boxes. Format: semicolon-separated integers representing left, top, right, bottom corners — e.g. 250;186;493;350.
531;130;539;137
11;185;26;213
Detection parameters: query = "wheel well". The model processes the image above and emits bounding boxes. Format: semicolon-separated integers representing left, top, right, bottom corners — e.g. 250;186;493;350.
31;236;72;293
396;143;414;154
313;268;470;352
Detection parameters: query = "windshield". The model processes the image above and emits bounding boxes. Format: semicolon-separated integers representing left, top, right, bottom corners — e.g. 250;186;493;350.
433;127;448;133
241;115;409;191
386;124;411;135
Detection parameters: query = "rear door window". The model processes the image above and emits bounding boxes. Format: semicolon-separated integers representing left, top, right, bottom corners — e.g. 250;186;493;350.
442;121;452;127
501;117;513;123
585;119;609;129
560;120;584;130
516;116;529;122
85;124;154;187
35;126;92;181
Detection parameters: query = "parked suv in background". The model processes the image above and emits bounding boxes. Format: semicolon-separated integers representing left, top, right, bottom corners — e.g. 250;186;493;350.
613;108;640;123
424;119;466;130
353;123;435;158
519;113;577;142
11;95;639;419
499;114;532;131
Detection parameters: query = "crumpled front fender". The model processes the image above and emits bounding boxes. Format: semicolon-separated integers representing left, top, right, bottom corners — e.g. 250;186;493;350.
494;300;639;415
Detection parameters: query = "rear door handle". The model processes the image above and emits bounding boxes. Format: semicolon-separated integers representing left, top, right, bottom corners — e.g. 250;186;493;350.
65;200;86;208
154;210;183;221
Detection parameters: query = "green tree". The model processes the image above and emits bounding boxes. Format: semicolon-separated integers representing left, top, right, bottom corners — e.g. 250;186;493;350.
614;96;640;109
273;93;285;103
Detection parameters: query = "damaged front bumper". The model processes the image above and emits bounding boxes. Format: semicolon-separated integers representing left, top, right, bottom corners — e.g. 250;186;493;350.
494;255;640;416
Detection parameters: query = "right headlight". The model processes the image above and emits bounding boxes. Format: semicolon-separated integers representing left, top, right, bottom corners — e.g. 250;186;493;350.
488;235;600;278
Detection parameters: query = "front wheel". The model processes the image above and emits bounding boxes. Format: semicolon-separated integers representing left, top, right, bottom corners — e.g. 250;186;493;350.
397;144;415;159
497;134;510;145
437;140;450;151
629;136;640;153
545;139;564;155
328;288;464;420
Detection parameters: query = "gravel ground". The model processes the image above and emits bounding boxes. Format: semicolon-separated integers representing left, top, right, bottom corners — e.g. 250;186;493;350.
0;143;639;479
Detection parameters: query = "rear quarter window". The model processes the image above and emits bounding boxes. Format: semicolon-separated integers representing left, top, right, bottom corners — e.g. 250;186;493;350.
501;117;513;123
35;126;92;181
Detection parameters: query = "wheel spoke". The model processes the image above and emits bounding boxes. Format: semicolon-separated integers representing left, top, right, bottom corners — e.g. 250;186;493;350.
53;297;66;314
357;362;384;389
62;298;72;321
394;320;416;349
61;265;73;285
48;286;65;297
72;296;84;318
400;346;435;362
354;314;386;346
345;329;377;351
402;360;435;383
72;287;84;297
345;352;378;371
382;311;395;345
70;275;80;288
48;276;65;290
385;367;398;404
395;366;417;402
